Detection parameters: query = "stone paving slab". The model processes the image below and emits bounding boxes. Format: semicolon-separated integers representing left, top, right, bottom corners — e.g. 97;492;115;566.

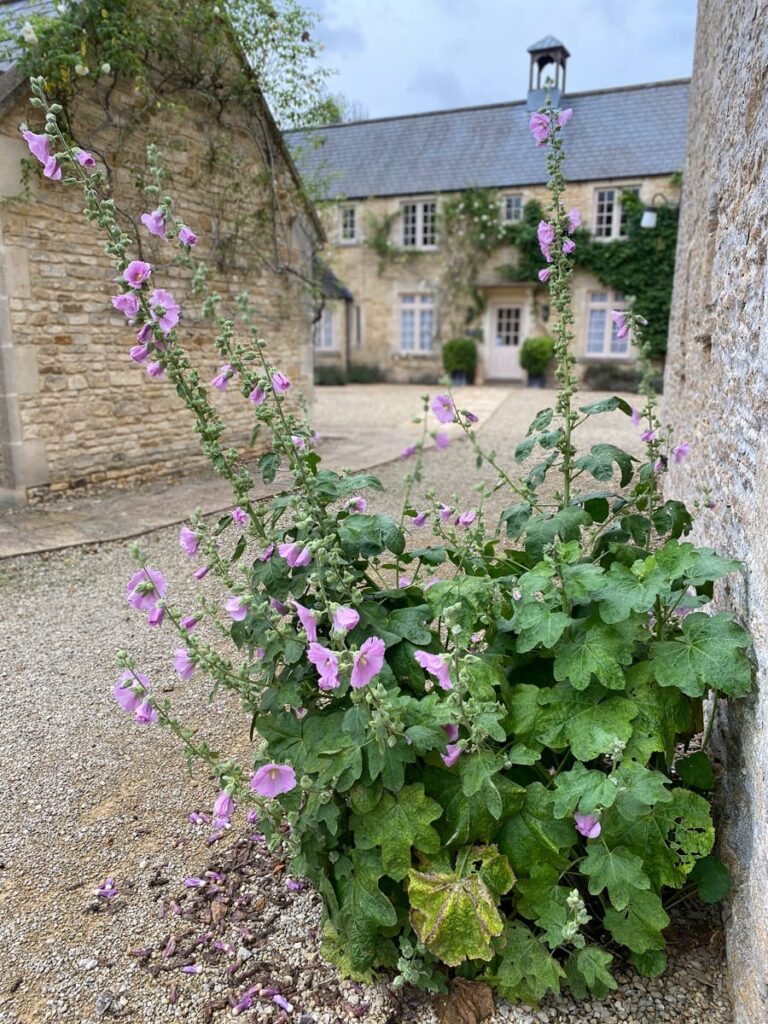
0;384;512;559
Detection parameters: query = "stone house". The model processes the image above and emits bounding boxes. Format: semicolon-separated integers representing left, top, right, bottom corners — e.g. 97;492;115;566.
663;1;768;1021
0;0;322;506
290;38;687;384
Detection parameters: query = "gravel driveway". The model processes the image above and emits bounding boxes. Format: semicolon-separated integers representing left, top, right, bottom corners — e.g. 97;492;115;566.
0;390;731;1024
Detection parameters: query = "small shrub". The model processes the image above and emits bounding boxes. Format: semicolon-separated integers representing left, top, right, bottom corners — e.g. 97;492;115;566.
442;338;477;380
583;363;663;394
347;362;383;384
315;363;348;386
520;336;555;378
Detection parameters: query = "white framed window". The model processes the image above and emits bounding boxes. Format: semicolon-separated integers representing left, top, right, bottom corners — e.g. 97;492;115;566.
400;293;435;353
501;193;523;223
401;200;437;249
593;187;641;239
495;306;522;346
340;204;357;244
314;307;336;350
586;291;630;356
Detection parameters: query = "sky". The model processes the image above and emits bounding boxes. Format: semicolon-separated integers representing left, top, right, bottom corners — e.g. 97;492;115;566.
304;0;698;120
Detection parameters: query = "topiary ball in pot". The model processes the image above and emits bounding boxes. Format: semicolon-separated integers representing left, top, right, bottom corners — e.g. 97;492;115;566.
442;337;477;386
520;335;555;387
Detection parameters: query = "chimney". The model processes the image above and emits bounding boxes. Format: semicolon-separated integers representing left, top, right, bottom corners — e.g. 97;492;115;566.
527;36;570;111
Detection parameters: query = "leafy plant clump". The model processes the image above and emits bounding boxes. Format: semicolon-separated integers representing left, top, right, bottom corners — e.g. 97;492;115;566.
520;336;555;379
31;80;750;1007
442;338;477;379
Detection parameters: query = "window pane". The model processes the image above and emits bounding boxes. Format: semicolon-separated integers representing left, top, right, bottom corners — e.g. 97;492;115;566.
504;195;522;222
590;291;609;304
341;206;356;240
419;309;434;350
422;202;437;246
610;320;629;354
401;309;415;350
594;189;615;238
587;309;606;353
402;204;417;247
495;307;521;346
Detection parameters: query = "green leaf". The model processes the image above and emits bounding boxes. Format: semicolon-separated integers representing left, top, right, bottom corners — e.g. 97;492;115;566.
336;848;398;973
425;576;495;630
388;605;433;645
536;683;638;761
552;762;621;818
675;751;715;791
313;469;383;501
596;557;669;624
497;783;574;877
524;508;592;561
424;766;524;848
565;946;618;999
498;501;532;539
259;451;280;483
631;949;668;977
409;545;448;565
407;853;510;966
650;612;752;697
652;500;692;539
351;783;442;881
622;663;694;764
689;855;732;903
581;844;651;910
612;761;673;819
515;602;572;653
574;444;636;487
474;845;516;900
339;513;405;557
489;922;564;1005
514;436;538;463
603;888;669;954
578;396;633;417
654;541;742;586
527;407;555;433
554;616;639;690
460;749;504;820
560;561;606;602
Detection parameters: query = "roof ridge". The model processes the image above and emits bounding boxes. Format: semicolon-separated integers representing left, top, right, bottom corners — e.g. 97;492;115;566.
286;77;691;135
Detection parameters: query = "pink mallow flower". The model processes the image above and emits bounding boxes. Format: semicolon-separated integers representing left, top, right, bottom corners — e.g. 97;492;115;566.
113;669;150;713
457;509;477;528
225;596;249;621
332;606;360;634
179;526;199;556
211;364;235;390
74;149;95;167
126;567;167;612
439;504;453;523
231;506;249;527
213;791;234;820
562;238;576;255
641;429;656;443
574;812;601;839
414;650;453;691
346;495;366;513
140;209;166;238
401;444;417;459
149;288;180;335
112;291;140;318
249;385;266;405
431;394;456;424
441;743;462;768
180;615;198;633
44;155;61;180
123;260;152;289
307;642;340;690
146;361;164;379
173;648;195;680
566;208;581;233
130;343;149;364
611;310;629;339
673;442;691;464
22;130;51;164
558;108;573;127
435;431;450;450
537;221;555;262
443;724;459;743
271;371;291;394
278;542;312;568
529;112;550;146
250;763;297;798
96;878;118;900
412;511;428;527
631;407;642;427
293;601;318;642
538;268;550;283
350;636;386;689
134;699;158;726
178;226;197;247
147;605;165;628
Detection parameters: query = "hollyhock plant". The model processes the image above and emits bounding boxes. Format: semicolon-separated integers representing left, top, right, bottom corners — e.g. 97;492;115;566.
130;343;150;364
213;791;235;820
112;292;140;318
148;288;180;334
346;495;366;513
173;648;195;680
611;310;629;339
180;615;198;633
435;431;450;450
414;650;453;690
123;260;151;288
21;129;50;164
443;724;459;742
332;605;360;633
179;526;198;556
566;208;581;233
307;642;340;690
134;699;158;726
350;636;386;689
271;371;291;394
537;220;555;262
125;567;167;612
147;605;165;627
401;444;417;459
538;268;550;283
439;504;453;523
231;506;249;526
457;509;477;528
674;442;691;463
431;394;456;424
146;360;164;378
211;364;235;390
529;111;550;145
141;209;166;237
412;511;428;527
574;813;602;839
441;743;462;768
113;669;150;712
249;385;266;405
278;542;312;567
178;226;198;246
250;764;297;798
293;600;318;642
225;596;249;621
562;237;576;254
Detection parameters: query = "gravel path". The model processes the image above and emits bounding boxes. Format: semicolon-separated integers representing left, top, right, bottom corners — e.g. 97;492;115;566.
0;391;731;1024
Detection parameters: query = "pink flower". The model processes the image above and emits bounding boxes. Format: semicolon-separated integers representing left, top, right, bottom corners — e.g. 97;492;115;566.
136;323;153;343
350;636;386;689
123;261;152;288
45;155;62;180
412;511;428;527
438;504;453;523
307;642;340;690
251;763;297;798
537;221;555;262
414;650;452;690
566;208;581;233
249;385;266;405
465;410;478;424
74;149;96;167
181;615;198;632
147;605;165;627
141;209;166;238
346;495;366;513
231;506;249;526
457;509;477;528
538;268;550;283
112;292;140;318
179;526;198;556
212;364;235;390
574;812;601;839
293;601;318;642
178;226;197;247
332;606;360;633
135;699;158;725
611;310;629;339
271;598;287;615
631;407;642;427
260;544;275;561
225;595;249;621
278;542;312;568
441;743;462;768
557;108;573;127
562;238;576;254
149;288;180;335
443;723;459;743
673;442;691;464
401;444;417;459
213;791;234;819
146;361;164;379
130;343;149;364
271;371;291;394
126;567;167;612
641;429;656;443
113;669;149;712
96;878;118;900
435;431;450;450
529;112;550;146
194;565;210;580
173;648;195;680
22;129;51;164
431;394;456;424
291;434;307;450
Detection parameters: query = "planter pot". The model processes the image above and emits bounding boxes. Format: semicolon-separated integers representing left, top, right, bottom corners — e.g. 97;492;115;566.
527;374;546;388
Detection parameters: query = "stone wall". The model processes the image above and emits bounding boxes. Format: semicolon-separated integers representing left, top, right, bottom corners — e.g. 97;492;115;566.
319;176;679;383
663;2;768;1021
0;74;318;505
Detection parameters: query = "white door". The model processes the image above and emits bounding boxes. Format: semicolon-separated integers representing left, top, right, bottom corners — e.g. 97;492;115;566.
487;306;523;379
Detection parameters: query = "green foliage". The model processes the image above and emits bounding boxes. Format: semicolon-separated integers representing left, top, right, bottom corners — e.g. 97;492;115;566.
315;364;348;386
364;210;415;274
442;337;478;376
520;336;555;378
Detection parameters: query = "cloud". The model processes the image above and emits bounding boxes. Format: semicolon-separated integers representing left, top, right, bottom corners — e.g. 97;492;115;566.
407;67;469;108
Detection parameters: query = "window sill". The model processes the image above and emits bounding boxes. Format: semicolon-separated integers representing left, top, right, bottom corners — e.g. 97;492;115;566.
395;350;438;359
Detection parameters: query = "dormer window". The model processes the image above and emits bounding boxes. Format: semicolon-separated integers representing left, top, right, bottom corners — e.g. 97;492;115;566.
402;200;437;249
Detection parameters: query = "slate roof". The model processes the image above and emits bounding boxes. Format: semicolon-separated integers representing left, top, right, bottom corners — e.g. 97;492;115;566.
287;79;690;201
527;35;568;53
0;0;58;69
